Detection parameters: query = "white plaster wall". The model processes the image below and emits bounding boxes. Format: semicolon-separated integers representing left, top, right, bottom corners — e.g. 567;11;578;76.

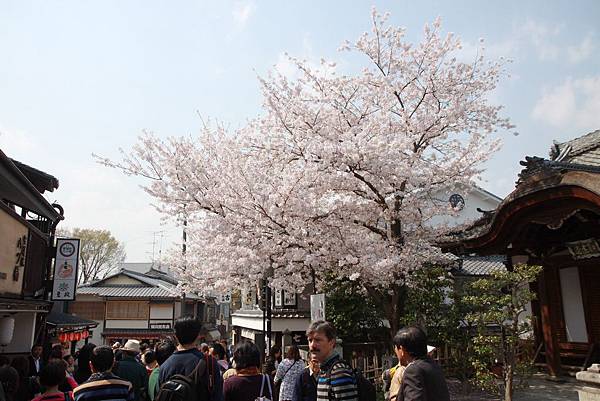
102;275;143;286
104;320;148;329
232;314;310;333
428;188;500;228
559;267;588;343
150;304;173;319
90;320;104;345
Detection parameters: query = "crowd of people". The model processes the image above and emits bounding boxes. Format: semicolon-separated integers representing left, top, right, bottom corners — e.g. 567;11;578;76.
0;318;449;401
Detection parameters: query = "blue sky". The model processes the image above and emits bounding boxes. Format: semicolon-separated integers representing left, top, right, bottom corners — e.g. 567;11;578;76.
1;0;599;261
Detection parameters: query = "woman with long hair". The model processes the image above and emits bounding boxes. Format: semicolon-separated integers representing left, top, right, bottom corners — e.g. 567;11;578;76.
274;346;304;401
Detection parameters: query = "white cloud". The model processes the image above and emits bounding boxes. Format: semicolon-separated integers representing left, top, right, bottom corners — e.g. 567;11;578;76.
568;34;594;64
273;33;339;81
532;76;600;131
232;0;255;28
521;19;562;61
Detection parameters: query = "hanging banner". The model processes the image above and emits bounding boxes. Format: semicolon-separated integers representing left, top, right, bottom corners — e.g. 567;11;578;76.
310;294;326;322
51;238;80;301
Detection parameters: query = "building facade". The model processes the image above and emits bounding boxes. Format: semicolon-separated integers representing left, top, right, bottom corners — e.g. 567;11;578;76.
447;129;600;376
0;150;63;355
71;263;219;346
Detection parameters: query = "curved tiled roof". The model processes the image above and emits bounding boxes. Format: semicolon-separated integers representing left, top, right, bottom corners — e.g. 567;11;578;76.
78;267;200;299
77;286;176;298
455;255;506;276
551;129;600;166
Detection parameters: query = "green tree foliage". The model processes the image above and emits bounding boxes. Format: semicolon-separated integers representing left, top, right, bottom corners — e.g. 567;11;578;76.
323;276;388;342
465;264;542;401
402;266;478;388
57;227;126;284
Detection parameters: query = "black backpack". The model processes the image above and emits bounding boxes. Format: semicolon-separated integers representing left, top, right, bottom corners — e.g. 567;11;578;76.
326;360;376;401
353;368;376;401
155;374;197;401
155;354;216;401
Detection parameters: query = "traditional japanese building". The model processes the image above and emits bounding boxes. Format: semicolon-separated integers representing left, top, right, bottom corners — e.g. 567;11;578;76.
0;150;62;354
446;129;600;376
71;263;219;346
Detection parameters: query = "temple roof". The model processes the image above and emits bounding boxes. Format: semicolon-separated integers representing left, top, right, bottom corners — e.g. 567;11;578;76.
453;255;506;276
550;129;600;166
444;129;600;253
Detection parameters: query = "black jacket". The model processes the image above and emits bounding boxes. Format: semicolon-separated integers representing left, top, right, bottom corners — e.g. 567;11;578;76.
398;358;449;401
292;368;317;401
27;356;43;377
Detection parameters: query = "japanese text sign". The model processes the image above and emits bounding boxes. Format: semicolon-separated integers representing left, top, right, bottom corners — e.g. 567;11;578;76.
52;238;80;301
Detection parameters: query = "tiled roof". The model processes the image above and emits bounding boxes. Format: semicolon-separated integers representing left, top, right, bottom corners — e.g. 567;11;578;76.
77;286;176;298
551;129;600;166
46;311;98;328
454;255;506;276
78;267;200;299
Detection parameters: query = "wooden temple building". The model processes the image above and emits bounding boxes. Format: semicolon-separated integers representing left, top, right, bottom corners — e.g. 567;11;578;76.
447;129;600;376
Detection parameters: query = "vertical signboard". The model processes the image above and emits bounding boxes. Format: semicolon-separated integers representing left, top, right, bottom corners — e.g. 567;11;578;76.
0;208;28;296
52;238;80;301
310;293;326;322
219;290;232;304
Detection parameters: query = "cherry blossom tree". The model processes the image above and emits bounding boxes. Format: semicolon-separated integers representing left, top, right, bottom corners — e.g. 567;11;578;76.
99;9;511;335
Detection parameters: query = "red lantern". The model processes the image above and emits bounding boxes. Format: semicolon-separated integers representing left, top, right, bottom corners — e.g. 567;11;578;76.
58;333;66;342
75;332;81;341
82;330;89;339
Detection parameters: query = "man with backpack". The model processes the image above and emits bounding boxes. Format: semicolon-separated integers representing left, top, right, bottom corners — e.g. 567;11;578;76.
157;316;223;401
307;320;371;401
73;346;134;401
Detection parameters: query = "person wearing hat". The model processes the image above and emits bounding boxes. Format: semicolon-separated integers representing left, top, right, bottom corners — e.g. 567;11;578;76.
113;340;148;401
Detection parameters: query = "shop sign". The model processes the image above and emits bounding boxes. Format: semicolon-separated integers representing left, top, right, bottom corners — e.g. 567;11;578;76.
149;323;171;329
52;238;80;300
567;238;600;260
242;288;256;308
310;293;326;322
218;290;231;304
0;208;28;295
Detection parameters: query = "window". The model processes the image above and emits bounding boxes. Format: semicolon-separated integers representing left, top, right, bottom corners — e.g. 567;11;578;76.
69;302;105;320
106;301;149;320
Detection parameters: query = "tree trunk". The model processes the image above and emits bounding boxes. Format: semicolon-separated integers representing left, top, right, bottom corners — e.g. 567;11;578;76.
504;361;513;401
365;283;406;342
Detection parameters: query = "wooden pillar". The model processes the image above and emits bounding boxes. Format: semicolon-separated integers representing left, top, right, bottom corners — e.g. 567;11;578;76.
538;268;561;376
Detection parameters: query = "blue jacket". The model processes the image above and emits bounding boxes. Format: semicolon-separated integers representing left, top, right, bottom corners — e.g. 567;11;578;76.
159;349;223;401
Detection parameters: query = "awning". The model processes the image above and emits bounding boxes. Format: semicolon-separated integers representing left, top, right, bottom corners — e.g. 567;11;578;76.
45;311;98;330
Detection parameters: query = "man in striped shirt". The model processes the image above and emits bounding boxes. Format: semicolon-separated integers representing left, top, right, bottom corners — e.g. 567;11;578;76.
307;320;358;401
73;345;135;401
